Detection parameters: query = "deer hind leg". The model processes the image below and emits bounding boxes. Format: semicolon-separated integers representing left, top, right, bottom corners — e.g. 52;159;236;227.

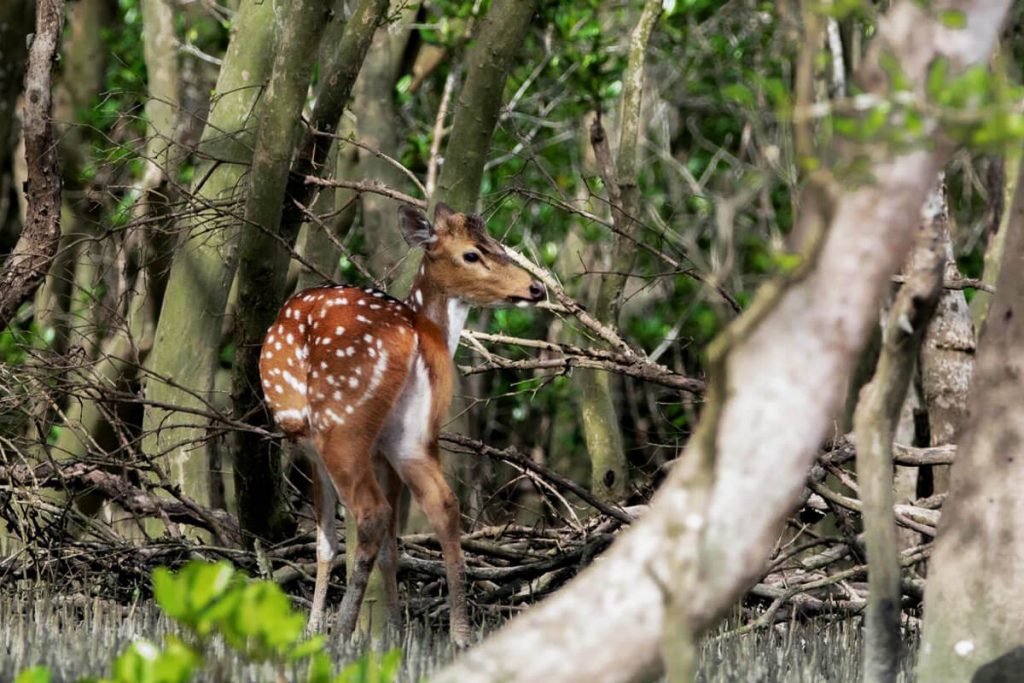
318;433;393;642
308;456;338;633
398;452;470;646
374;455;403;633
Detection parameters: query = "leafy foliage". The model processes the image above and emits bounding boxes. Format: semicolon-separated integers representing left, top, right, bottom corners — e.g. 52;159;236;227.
16;561;400;683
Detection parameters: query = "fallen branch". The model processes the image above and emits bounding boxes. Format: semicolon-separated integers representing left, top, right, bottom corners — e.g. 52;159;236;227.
0;460;240;543
440;432;635;525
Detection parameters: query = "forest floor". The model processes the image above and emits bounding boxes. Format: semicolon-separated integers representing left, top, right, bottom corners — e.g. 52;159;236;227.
2;587;917;682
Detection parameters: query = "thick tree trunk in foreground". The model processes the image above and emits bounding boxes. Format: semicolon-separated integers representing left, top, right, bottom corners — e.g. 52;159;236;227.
230;0;330;545
143;0;277;512
432;3;1008;681
0;0;64;330
855;185;945;683
917;151;1024;683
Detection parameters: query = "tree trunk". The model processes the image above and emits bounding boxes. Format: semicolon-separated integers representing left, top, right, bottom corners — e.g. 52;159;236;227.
230;0;330;545
577;0;663;503
969;61;1019;332
142;0;277;515
433;0;538;211
49;0;182;530
0;0;65;329
33;0;113;364
353;0;418;281
917;147;1024;683
431;3;1008;681
277;0;390;244
918;198;974;496
854;183;945;683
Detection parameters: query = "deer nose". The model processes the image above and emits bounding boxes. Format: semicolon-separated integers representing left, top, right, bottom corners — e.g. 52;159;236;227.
529;280;546;301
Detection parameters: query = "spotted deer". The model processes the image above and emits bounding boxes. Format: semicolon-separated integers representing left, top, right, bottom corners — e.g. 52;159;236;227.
259;203;545;644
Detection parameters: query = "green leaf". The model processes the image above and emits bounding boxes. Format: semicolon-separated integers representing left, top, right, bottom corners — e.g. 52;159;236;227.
15;667;51;683
773;251;804;274
307;653;334;683
878;51;910;91
926;57;950;101
112;640;161;683
722;82;754;108
289;635;326;661
185;561;235;614
938;9;966;29
152;568;187;621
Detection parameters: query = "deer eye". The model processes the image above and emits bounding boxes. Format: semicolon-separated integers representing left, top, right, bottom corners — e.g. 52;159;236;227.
462;251;481;264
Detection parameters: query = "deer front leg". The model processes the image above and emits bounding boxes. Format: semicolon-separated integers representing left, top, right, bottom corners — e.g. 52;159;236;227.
399;456;470;646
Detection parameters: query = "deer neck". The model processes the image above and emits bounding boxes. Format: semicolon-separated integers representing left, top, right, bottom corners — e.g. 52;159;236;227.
407;262;470;357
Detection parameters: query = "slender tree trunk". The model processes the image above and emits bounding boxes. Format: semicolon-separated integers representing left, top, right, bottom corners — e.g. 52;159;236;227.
33;0;113;363
0;0;65;329
52;0;182;530
917;149;1024;683
577;0;663;502
277;0;390;244
353;1;418;281
433;0;538;211
293;130;358;293
287;0;362;296
432;4;1008;681
918;196;974;497
142;0;277;515
855;183;945;683
972;159;1016;329
969;52;1019;332
230;0;330;545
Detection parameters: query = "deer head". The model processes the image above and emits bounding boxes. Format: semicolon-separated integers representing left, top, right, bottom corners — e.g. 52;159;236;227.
399;203;546;307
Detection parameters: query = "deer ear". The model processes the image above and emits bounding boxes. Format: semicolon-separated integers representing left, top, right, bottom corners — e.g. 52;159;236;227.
398;205;437;249
433;202;455;225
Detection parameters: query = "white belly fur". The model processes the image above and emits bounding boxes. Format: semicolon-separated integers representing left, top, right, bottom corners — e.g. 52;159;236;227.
380;351;433;467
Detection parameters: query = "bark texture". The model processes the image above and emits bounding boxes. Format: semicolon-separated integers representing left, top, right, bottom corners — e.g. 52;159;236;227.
854;184;945;683
919;203;974;495
969;86;1019;331
231;0;330;544
278;0;390;244
142;0;277;510
432;3;1008;681
352;0;418;280
578;1;662;502
917;149;1024;683
140;0;180;175
0;0;65;330
433;0;538;211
